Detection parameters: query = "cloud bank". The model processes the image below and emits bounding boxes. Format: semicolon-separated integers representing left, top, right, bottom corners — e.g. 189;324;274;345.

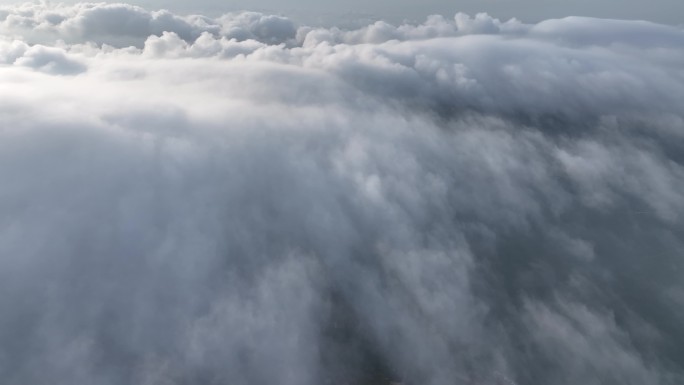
1;3;683;385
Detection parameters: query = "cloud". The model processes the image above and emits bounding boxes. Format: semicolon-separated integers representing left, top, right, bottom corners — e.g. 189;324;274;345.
0;3;683;385
0;2;296;47
14;44;86;74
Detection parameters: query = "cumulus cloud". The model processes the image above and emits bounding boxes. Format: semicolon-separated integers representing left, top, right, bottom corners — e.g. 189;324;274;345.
0;2;296;47
0;3;683;385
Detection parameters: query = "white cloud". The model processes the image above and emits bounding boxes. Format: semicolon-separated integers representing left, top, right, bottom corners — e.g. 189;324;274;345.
0;3;683;385
0;2;296;47
13;44;86;74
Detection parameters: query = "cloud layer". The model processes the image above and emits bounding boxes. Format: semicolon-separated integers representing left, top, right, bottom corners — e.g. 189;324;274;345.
1;3;684;385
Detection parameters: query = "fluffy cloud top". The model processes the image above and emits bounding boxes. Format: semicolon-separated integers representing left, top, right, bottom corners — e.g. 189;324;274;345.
1;3;683;385
0;2;297;46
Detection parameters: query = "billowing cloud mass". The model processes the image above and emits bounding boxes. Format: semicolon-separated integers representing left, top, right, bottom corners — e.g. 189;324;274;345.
1;3;683;385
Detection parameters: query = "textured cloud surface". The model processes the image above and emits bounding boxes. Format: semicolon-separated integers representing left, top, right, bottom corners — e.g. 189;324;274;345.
1;3;684;385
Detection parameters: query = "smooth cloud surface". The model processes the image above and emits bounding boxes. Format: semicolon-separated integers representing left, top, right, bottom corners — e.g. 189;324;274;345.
1;3;684;385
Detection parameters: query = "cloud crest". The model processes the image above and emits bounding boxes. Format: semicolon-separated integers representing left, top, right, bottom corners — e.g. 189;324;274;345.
1;3;684;385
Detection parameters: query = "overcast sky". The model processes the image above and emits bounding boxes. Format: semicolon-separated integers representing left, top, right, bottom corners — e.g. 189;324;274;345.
1;0;682;24
71;0;684;24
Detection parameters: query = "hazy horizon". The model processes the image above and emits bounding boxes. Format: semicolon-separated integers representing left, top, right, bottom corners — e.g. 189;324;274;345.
1;0;683;25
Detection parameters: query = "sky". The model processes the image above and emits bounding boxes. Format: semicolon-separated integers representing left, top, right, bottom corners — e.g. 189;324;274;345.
1;2;684;385
13;0;684;25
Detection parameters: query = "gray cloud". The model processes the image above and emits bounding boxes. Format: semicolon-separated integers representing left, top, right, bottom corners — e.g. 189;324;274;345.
0;3;683;385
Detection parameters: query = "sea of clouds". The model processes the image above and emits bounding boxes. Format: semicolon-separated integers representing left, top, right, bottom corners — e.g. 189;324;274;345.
1;2;683;385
